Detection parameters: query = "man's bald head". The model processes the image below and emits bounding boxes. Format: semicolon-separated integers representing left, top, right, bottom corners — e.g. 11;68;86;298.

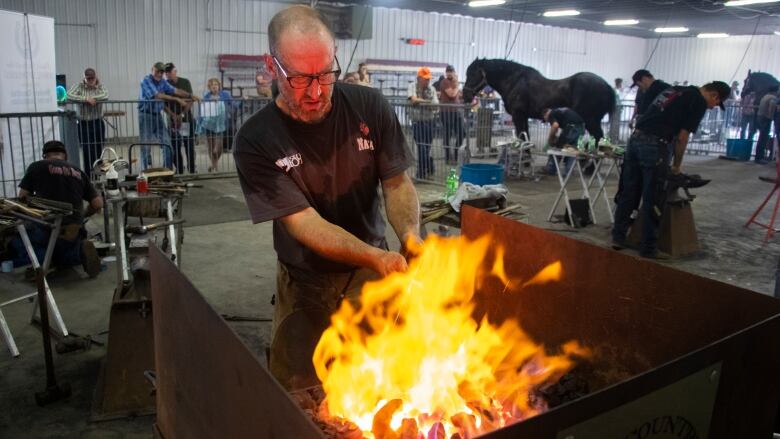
268;5;335;56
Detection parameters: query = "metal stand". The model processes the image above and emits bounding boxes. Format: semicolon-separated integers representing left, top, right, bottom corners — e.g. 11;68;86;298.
584;154;621;224
547;150;596;227
0;214;68;357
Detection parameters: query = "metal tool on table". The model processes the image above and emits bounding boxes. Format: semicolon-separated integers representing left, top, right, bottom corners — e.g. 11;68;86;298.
34;268;71;406
125;219;185;235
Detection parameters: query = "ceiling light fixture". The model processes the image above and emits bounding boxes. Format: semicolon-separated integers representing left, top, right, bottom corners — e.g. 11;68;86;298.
604;19;639;26
543;9;581;17
655;27;689;33
468;0;506;7
724;0;779;6
697;33;730;38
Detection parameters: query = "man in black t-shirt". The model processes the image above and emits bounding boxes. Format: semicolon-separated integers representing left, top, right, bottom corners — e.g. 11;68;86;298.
543;107;586;148
10;140;103;277
233;5;421;389
542;107;586;175
631;69;672;125
612;81;730;259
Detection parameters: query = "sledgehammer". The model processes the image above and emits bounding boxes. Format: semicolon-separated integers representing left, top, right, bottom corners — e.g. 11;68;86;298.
34;268;71;406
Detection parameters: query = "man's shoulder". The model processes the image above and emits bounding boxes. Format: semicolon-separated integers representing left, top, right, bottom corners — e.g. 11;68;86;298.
178;77;193;90
234;104;280;152
338;82;384;102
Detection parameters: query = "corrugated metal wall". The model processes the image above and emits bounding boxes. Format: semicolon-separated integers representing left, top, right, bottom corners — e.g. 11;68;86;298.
1;0;648;99
646;34;780;86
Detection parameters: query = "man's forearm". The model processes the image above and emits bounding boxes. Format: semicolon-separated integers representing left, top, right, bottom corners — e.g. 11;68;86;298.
281;207;387;271
174;88;191;98
382;172;421;245
673;131;690;169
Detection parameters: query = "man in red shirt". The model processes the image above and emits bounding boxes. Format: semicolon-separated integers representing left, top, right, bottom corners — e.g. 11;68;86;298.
438;65;464;165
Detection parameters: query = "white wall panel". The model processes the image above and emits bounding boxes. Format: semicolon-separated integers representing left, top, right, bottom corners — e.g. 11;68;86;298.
646;34;780;86
1;0;648;100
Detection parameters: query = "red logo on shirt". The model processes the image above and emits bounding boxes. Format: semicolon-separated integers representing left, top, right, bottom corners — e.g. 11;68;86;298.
360;122;370;137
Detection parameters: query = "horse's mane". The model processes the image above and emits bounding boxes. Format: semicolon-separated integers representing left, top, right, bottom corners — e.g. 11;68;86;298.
480;59;544;79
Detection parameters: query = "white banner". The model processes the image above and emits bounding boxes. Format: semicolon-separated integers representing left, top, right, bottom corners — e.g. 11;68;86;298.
0;10;57;197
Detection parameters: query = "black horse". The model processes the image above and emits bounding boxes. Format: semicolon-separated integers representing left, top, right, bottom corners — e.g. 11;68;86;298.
741;70;779;102
463;58;614;143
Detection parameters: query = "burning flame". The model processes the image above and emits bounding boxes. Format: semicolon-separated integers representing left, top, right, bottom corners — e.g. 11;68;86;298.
313;235;589;438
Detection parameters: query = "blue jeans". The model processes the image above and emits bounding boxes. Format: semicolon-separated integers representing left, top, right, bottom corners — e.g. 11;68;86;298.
139;112;172;170
11;224;82;268
612;133;670;255
412;120;435;179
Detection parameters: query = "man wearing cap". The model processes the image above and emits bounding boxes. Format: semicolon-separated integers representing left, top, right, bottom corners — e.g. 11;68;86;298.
439;65;465;165
67;68;109;172
408;66;439;179
137;62;199;170
631;69;671;124
162;63;196;173
9;141;103;277
233;6;420;389
612;81;731;259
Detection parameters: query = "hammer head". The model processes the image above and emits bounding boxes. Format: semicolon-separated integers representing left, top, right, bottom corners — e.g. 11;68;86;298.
35;382;71;406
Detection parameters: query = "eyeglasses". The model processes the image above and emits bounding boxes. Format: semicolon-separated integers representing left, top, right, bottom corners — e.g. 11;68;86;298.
272;55;341;89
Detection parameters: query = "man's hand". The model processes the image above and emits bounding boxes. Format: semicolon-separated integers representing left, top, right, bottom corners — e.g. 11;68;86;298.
176;97;188;107
86;97;97;106
372;251;408;277
191;94;202;102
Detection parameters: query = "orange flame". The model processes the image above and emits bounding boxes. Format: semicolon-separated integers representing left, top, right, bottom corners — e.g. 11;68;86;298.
313;235;588;438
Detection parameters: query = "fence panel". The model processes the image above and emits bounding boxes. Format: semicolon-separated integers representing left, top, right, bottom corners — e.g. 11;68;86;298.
1;98;755;194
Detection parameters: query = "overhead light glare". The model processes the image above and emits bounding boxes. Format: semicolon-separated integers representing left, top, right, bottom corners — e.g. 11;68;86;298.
604;19;639;26
697;33;730;38
655;27;689;33
468;0;506;7
775;31;780;35
724;0;779;6
543;9;581;17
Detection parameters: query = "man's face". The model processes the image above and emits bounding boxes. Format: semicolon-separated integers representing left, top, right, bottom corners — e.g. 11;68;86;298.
418;76;430;87
446;69;456;81
152;67;164;81
168;68;178;82
270;29;336;123
636;76;653;92
703;90;721;109
85;75;97;87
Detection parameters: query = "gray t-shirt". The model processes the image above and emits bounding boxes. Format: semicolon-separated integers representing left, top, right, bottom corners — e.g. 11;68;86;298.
234;83;412;273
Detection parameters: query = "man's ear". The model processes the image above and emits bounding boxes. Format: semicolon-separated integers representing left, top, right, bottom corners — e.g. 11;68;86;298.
264;55;277;80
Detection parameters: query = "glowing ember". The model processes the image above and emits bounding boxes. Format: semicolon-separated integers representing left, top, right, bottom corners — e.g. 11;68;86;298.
313;235;590;438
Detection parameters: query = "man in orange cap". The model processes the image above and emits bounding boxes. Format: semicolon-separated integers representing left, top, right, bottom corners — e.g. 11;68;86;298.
408;67;438;179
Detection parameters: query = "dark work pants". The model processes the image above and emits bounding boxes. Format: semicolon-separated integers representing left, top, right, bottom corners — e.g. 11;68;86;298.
10;224;83;268
755;117;772;162
78;119;105;173
740;114;756;140
412;120;435;179
440;111;464;163
612;133;670;256
271;262;378;390
171;126;196;174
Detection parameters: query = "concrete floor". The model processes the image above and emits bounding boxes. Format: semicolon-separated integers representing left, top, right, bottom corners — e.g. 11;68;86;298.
1;154;778;438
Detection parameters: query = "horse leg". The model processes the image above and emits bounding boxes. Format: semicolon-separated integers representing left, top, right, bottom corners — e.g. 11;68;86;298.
512;112;529;138
585;119;604;147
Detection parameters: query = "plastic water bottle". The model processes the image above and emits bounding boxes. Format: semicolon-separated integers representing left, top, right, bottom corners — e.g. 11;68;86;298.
106;165;119;197
445;168;458;200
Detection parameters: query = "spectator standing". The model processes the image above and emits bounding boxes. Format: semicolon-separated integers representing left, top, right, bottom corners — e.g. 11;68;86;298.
137;62;198;170
163;63;196;174
256;68;274;98
755;85;778;163
357;62;371;86
198;78;232;172
740;92;757;140
408;67;438;179
67;68;108;173
439;65;464;165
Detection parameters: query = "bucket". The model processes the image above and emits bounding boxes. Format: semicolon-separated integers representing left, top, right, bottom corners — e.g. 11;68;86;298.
460;164;504;185
725;139;753;161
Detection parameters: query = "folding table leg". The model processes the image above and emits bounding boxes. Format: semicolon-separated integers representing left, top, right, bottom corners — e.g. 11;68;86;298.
547;155;576;227
745;184;779;228
576;159;597;225
764;188;780;243
16;224;69;337
0;309;20;357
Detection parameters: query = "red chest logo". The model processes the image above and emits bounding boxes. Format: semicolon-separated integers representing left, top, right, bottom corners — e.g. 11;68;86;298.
360;122;370;137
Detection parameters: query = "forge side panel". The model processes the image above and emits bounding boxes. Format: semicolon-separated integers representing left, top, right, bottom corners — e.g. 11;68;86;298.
461;206;780;439
149;246;324;439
